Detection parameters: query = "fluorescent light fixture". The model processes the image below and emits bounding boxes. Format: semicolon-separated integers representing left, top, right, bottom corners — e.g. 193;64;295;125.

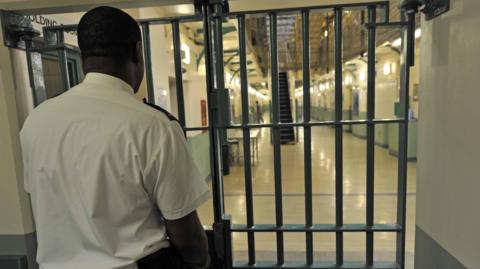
226;73;232;84
415;28;421;39
383;63;391;75
392;38;402;47
324;30;328;37
359;71;366;81
344;75;353;85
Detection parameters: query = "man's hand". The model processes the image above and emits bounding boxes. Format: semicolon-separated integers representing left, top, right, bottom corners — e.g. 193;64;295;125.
165;211;209;267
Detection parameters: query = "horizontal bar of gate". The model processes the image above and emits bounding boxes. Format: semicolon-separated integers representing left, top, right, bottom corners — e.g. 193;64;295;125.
214;119;406;129
224;1;389;17
231;224;402;232
42;15;203;34
233;261;401;269
29;44;79;52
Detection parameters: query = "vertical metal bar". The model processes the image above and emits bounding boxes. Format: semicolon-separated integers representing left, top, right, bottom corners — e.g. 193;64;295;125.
302;9;314;266
57;31;70;90
203;0;224;224
366;6;376;266
172;20;187;127
269;12;284;266
210;3;233;267
141;22;155;104
212;3;228;221
238;14;256;265
334;8;344;266
396;11;414;269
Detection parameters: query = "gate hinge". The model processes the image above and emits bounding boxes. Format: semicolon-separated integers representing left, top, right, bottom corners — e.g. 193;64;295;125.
209;90;218;109
1;10;39;48
207;0;230;16
212;215;232;267
400;0;450;20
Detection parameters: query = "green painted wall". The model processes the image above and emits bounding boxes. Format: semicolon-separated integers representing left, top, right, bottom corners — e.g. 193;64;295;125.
352;113;367;138
375;124;389;147
310;106;417;160
388;121;418;160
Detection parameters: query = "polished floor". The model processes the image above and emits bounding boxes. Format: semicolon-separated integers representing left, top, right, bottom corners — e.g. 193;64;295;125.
197;125;416;268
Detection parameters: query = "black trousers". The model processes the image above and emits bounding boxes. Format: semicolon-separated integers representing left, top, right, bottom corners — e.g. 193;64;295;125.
137;247;191;269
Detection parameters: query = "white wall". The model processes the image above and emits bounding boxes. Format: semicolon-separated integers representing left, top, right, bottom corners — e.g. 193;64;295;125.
0;21;35;236
416;0;480;267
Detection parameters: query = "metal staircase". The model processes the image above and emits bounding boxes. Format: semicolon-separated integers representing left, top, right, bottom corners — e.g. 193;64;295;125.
278;72;295;144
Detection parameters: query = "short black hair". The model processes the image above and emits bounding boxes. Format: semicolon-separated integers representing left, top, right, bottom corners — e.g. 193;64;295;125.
78;6;141;61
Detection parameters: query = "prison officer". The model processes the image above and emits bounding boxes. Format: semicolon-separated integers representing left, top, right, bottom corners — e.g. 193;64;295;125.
20;6;210;269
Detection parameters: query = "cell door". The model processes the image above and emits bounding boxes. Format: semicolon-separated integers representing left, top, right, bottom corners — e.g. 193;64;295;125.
204;1;417;269
20;0;417;268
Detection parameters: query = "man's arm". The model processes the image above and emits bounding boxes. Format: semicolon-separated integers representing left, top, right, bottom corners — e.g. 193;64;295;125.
165;211;209;267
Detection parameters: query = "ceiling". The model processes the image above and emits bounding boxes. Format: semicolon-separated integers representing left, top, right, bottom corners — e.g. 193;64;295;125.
185;2;417;92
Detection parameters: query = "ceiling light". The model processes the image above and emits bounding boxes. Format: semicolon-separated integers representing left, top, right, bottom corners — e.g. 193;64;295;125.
359;71;366;82
415;28;422;39
383;63;391;76
392;38;402;47
226;73;232;84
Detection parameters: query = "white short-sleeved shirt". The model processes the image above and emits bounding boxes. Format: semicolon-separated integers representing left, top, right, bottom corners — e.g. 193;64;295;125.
20;73;210;269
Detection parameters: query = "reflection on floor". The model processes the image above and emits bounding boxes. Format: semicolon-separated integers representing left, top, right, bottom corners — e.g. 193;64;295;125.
197;126;416;268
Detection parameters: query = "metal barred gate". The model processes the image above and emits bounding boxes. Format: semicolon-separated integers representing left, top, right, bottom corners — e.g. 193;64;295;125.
15;0;420;268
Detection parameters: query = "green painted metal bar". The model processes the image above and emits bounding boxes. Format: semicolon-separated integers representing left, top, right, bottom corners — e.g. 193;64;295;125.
225;1;389;17
233;261;401;269
396;11;415;269
301;9;314;266
185;126;210;131
334;7;344;267
203;0;224;224
269;12;284;266
238;13;256;266
366;6;376;266
141;22;155;104
172;20;187;127
56;31;70;91
30;44;78;53
215;118;406;129
231;223;402;232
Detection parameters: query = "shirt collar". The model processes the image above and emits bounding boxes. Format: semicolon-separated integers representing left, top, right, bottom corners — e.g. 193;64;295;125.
83;72;135;95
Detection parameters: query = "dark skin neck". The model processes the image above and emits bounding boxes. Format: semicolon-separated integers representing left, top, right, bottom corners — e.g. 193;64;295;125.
82;56;140;92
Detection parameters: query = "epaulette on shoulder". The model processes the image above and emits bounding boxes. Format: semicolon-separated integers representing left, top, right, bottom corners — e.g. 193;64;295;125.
143;98;180;124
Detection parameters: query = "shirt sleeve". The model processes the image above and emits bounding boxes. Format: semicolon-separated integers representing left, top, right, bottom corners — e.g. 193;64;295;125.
144;118;210;220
